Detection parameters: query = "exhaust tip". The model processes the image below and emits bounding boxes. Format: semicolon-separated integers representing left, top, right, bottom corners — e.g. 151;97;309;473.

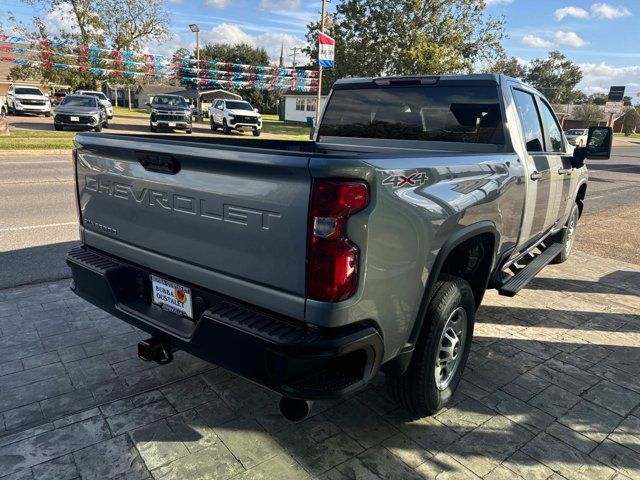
279;397;312;422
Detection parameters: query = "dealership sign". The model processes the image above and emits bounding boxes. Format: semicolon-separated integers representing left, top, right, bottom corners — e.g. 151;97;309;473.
318;33;335;69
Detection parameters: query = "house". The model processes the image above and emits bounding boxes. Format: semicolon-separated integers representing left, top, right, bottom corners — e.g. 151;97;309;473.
279;94;327;124
553;103;626;131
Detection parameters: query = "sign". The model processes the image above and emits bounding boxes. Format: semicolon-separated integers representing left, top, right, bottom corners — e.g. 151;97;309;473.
318;33;335;69
607;86;626;102
604;101;624;115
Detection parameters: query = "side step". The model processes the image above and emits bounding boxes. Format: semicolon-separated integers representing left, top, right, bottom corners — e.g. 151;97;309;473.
498;243;563;297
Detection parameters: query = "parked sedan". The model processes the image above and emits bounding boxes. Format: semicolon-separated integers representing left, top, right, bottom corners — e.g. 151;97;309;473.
565;128;588;147
54;95;108;131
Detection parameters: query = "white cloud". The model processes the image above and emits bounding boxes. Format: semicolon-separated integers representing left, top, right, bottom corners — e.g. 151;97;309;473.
554;6;589;20
522;35;554;48
260;0;301;11
43;2;81;36
204;0;232;8
554;31;588;47
577;62;640;97
202;23;308;65
485;0;514;6
205;0;232;8
590;3;632;19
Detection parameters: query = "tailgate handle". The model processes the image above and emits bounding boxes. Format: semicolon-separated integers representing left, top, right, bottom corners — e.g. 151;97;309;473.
136;152;180;174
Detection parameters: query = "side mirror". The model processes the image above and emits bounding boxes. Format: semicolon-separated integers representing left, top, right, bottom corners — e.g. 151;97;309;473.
254;108;259;113
144;102;151;107
572;126;613;166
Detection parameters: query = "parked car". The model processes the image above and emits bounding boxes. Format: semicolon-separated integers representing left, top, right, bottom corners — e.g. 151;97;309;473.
564;128;588;147
52;92;67;105
0;96;7;117
67;74;612;421
147;94;192;134
75;90;113;119
209;99;262;136
54;94;108;131
6;85;51;116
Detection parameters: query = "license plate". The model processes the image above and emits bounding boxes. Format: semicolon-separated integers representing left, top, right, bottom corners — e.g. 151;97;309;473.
168;122;176;127
70;116;79;122
150;275;193;319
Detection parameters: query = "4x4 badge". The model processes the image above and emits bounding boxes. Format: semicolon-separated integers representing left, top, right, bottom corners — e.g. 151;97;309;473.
383;172;429;188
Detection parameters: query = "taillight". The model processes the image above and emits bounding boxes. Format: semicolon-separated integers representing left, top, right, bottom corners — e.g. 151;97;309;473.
306;180;369;302
72;148;82;222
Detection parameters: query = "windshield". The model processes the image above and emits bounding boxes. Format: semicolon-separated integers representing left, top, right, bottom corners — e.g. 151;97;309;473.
153;96;188;107
567;129;586;135
61;96;98;108
15;87;44;96
319;85;505;144
225;101;253;111
81;92;108;101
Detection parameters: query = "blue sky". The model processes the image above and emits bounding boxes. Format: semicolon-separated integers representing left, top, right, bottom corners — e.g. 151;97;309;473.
2;0;639;97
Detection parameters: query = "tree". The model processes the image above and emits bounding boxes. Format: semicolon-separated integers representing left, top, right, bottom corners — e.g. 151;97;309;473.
306;0;506;89
199;43;279;114
573;103;603;124
623;96;633;107
9;0;169;90
622;107;639;135
483;56;526;79
588;93;607;105
524;51;582;104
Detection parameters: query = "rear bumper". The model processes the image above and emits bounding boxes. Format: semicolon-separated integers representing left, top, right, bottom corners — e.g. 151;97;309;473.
66;246;383;400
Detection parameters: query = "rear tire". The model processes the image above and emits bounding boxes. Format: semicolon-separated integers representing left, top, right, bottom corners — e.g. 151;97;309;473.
386;275;475;417
549;202;579;264
210;120;216;131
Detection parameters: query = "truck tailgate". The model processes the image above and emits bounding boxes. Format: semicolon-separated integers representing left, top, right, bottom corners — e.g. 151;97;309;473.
75;135;311;299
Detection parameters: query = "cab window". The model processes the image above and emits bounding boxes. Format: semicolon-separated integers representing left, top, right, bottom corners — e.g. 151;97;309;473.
538;100;564;153
512;89;544;153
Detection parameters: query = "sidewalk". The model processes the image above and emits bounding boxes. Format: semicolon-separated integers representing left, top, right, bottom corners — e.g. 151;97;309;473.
0;250;639;479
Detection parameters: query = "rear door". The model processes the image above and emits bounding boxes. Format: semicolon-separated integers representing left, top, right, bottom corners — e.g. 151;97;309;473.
536;98;573;224
75;136;311;296
512;88;554;244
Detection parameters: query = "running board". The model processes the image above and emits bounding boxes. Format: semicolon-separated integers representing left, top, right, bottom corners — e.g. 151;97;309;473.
498;243;563;297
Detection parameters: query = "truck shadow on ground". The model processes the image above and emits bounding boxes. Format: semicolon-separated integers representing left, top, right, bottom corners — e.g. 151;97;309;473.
525;270;640;297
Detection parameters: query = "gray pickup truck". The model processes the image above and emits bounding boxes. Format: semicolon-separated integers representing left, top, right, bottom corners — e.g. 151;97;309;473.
67;74;612;420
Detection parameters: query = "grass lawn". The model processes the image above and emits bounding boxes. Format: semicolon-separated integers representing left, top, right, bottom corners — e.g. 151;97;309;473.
614;132;640;138
113;106;149;117
260;114;310;140
0;129;75;150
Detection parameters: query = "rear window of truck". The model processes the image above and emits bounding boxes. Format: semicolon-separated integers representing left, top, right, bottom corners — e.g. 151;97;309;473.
319;86;505;145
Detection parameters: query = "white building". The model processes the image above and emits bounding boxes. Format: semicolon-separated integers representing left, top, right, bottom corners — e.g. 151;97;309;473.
280;94;328;124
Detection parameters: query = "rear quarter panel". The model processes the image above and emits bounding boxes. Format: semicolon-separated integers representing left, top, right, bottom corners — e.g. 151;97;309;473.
307;152;525;362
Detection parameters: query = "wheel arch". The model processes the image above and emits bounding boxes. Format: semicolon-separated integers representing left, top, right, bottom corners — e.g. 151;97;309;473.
382;221;499;375
576;181;587;217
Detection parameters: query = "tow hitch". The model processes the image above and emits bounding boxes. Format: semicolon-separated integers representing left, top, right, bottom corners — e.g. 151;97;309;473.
138;338;173;364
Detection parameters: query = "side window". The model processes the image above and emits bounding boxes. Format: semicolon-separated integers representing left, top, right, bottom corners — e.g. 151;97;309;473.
512;89;544;153
539;100;563;152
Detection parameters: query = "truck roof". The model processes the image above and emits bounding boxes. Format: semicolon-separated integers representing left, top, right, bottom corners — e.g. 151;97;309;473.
333;73;529;90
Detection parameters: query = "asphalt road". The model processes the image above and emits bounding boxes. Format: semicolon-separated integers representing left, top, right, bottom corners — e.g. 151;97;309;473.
1;140;639;289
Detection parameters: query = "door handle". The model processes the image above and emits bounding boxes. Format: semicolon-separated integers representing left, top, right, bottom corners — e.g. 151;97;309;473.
558;168;571;175
530;171;543;181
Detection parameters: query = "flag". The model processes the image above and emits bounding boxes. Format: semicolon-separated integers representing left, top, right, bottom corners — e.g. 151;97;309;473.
318;32;335;69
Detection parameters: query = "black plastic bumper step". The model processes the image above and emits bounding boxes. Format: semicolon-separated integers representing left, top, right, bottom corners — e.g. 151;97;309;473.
498;243;563;297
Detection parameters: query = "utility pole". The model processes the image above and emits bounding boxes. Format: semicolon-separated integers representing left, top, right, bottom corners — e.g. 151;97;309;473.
189;24;201;122
314;0;327;128
289;47;303;67
279;42;285;68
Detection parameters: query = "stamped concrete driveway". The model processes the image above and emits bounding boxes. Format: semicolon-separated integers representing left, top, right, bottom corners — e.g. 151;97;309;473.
0;250;639;480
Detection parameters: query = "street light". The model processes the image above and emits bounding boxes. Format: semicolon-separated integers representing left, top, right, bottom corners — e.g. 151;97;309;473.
189;24;201;122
